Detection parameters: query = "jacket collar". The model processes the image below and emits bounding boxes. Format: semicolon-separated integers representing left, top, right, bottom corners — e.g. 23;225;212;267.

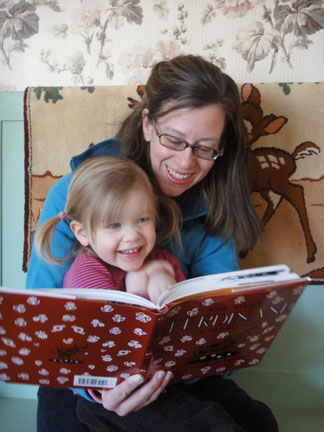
70;138;119;170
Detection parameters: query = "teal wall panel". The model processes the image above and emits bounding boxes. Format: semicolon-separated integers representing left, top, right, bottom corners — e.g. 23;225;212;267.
233;283;324;416
0;92;37;398
2;120;26;288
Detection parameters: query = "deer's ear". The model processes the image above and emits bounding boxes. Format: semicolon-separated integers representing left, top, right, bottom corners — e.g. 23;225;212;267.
263;115;288;134
70;221;90;247
241;83;253;102
241;83;261;106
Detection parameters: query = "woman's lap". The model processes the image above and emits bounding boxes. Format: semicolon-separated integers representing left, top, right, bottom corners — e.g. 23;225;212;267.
187;376;278;432
37;387;90;432
37;377;278;432
76;381;244;432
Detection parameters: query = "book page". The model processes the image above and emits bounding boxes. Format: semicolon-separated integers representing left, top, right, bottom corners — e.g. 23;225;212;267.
0;287;157;309
157;265;300;308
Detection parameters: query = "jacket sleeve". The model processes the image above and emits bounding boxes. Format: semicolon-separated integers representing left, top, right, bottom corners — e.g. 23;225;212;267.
26;172;75;289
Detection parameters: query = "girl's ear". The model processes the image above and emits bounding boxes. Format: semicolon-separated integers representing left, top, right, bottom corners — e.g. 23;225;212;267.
70;221;90;247
142;109;153;142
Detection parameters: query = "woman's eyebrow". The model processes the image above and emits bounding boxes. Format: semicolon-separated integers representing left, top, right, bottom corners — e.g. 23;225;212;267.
162;125;220;141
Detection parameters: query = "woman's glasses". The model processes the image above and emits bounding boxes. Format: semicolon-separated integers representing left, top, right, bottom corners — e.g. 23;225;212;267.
153;121;222;161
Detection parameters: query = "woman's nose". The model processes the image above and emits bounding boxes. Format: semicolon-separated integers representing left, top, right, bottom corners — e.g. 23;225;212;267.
178;146;196;168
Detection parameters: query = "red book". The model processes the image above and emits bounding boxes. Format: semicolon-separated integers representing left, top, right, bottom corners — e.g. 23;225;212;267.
0;265;309;390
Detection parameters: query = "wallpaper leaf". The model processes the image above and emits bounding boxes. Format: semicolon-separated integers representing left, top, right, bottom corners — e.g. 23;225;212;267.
34;0;63;13
201;4;217;24
233;22;281;72
107;0;143;28
153;0;170;20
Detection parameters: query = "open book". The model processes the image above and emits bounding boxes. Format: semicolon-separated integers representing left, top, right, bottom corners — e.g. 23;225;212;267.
0;265;309;389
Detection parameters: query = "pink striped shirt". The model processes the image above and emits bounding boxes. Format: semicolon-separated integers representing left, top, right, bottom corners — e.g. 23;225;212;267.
63;248;185;291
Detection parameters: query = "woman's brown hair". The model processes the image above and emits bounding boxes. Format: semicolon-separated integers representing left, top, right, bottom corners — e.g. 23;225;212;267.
116;54;262;252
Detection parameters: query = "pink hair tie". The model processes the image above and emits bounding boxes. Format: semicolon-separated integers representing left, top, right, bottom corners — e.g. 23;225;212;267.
58;211;65;221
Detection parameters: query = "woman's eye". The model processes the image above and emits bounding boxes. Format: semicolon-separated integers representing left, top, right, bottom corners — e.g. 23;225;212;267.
167;136;182;145
198;146;211;153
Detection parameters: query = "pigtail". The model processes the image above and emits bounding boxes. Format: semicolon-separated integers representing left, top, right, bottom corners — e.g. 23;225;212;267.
34;215;68;265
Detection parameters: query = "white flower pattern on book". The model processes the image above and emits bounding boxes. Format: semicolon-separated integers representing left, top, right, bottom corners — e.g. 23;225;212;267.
27;297;40;306
135;312;151;323
13;304;26;313
51;325;65;333
33;314;48;323
64;302;77;311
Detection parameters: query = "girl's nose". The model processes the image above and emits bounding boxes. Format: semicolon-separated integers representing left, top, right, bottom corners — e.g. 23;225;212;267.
123;225;140;241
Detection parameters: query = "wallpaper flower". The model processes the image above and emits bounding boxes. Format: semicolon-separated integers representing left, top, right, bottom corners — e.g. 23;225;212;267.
0;0;323;91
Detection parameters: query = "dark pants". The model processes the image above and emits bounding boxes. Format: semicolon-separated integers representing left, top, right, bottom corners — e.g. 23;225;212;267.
37;377;279;432
37;387;90;432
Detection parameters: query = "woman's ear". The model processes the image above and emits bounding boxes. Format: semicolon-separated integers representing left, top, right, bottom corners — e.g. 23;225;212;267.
142;109;153;142
70;221;90;247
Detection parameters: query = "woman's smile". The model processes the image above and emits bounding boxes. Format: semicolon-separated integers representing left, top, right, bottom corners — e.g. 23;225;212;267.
143;104;225;197
166;165;192;182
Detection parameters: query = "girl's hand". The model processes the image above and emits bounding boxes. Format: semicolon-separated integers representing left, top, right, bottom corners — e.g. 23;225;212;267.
143;260;175;279
144;260;177;303
125;260;176;302
147;272;176;304
100;370;173;416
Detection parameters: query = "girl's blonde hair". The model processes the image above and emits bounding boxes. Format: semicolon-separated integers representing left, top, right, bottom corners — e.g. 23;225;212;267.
35;156;180;264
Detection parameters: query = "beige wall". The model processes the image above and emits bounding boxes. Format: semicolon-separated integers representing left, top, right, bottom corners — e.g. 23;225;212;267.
1;0;324;91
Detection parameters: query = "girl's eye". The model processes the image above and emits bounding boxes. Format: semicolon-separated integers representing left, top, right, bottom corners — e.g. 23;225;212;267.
138;217;150;224
106;223;121;230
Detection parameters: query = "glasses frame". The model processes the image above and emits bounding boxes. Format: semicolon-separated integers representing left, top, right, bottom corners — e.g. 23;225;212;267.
152;121;223;161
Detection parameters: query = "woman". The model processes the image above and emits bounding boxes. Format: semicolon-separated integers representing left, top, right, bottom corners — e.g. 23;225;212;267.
27;55;277;432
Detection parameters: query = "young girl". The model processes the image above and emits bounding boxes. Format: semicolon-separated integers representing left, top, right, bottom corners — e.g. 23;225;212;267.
35;156;185;303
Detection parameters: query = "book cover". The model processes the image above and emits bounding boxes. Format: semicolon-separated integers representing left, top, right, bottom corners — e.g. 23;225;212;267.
0;265;309;389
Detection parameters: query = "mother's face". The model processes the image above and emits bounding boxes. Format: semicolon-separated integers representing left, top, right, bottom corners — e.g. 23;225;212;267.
142;104;225;197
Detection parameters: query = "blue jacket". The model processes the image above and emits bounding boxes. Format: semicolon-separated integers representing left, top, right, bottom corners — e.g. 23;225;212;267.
26;138;238;400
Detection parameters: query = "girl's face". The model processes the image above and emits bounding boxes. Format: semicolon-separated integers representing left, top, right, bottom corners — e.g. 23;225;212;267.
72;188;156;272
143;104;225;197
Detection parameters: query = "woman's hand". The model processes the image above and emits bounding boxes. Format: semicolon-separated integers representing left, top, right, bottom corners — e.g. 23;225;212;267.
100;370;173;416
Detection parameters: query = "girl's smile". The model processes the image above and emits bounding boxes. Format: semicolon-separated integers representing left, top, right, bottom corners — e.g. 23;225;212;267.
71;188;157;272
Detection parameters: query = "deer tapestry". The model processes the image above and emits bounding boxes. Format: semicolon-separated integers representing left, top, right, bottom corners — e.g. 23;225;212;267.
24;83;324;283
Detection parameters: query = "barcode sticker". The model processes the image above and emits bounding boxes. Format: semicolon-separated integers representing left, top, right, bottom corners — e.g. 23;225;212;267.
73;375;118;388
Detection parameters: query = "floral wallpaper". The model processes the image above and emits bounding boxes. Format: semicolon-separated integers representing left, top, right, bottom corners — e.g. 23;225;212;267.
0;0;324;91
